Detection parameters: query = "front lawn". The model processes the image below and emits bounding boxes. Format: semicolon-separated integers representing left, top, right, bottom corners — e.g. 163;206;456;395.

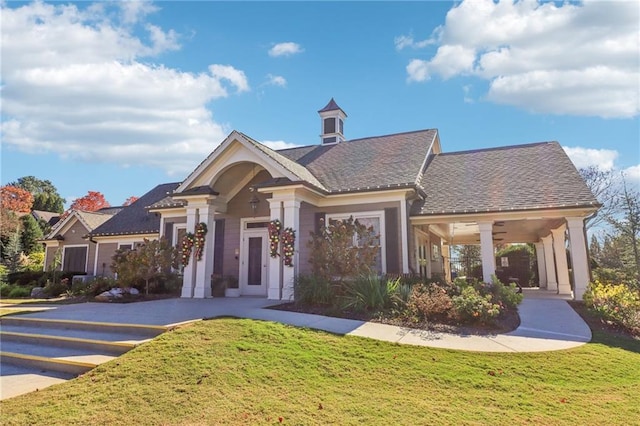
2;318;639;425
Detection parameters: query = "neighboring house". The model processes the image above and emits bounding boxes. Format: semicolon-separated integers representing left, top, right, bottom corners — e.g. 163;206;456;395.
42;209;120;274
31;210;61;228
42;99;599;301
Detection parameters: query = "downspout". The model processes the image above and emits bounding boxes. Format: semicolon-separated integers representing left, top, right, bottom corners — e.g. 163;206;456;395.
582;211;598;283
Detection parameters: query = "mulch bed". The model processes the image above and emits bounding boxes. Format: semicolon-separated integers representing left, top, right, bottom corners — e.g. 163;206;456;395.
568;301;639;340
269;302;520;336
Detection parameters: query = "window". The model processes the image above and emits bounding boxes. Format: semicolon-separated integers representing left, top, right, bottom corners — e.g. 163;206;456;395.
324;117;336;134
118;244;133;251
322;136;337;145
326;211;386;273
63;246;88;272
339;118;344;134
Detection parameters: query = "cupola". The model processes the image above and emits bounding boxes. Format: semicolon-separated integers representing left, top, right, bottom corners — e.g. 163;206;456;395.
318;98;347;145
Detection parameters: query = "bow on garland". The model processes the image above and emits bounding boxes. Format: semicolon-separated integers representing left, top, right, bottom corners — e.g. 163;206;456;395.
181;233;195;266
194;222;208;261
268;219;282;258
281;227;295;267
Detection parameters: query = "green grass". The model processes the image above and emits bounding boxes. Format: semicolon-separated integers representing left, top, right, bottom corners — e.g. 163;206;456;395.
2;318;639;425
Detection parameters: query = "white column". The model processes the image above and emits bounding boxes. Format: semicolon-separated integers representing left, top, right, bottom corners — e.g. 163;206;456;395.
281;199;300;301
552;225;571;295
400;199;410;273
567;217;590;300
193;205;215;298
542;234;557;291
534;242;547;288
478;222;495;283
180;208;198;298
267;199;283;300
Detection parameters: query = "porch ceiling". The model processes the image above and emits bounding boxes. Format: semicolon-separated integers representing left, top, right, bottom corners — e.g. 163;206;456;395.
444;218;566;245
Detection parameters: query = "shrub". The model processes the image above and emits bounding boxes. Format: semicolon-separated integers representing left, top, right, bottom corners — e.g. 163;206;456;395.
341;274;396;313
1;282;14;297
452;286;501;324
407;284;454;321
43;278;70;297
8;285;32;298
294;274;336;306
86;277;117;297
583;281;640;333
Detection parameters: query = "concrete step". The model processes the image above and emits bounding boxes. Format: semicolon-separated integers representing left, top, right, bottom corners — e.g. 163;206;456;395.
0;317;168;337
0;316;170;399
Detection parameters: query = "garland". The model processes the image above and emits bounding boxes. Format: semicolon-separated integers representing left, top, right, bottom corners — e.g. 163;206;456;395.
268;219;282;258
281;227;295;267
181;233;195;266
194;222;208;261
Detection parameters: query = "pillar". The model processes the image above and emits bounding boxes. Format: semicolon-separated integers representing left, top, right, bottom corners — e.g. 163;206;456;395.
181;208;198;298
542;234;557;292
534;242;547;288
193;205;215;298
281;199;300;301
567;217;590;300
478;222;495;283
552;225;571;295
267;199;283;300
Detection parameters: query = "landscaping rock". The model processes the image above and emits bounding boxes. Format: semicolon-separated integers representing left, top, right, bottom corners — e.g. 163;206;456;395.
128;287;140;295
30;287;46;298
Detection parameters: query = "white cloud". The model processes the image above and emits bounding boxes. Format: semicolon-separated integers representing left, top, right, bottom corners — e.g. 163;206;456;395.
209;64;250;93
406;59;430;82
394;34;433;50
623;164;640;183
404;0;640;118
266;74;287;87
562;146;618;171
261;140;300;151
0;1;250;176
268;42;303;57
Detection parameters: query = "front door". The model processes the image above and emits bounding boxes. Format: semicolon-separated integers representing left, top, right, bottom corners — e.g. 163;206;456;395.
240;227;268;296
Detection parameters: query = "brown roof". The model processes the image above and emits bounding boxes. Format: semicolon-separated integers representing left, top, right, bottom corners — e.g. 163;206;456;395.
412;141;599;215
277;129;437;193
318;98;346;115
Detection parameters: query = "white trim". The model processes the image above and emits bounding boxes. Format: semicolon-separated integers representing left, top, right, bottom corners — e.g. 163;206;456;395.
239;217;270;297
172;223;187;247
62;244;89;273
93;243;100;277
327;210;387;273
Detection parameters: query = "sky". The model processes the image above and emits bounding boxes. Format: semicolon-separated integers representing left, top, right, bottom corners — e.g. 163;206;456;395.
1;0;639;208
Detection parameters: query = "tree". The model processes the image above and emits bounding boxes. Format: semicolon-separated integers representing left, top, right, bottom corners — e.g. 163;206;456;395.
307;216;380;282
20;214;44;255
0;185;33;213
111;238;176;295
3;231;23;273
70;191;110;212
607;175;640;281
589;234;601;266
123;196;139;206
10;176;65;213
579;166;620;230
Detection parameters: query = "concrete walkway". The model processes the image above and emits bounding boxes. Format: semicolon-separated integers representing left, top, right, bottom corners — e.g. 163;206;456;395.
1;291;592;399
4;289;591;352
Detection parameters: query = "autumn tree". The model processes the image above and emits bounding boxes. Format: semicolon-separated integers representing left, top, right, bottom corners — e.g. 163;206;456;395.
0;185;34;213
70;191;110;212
123;196;139;206
10;176;65;213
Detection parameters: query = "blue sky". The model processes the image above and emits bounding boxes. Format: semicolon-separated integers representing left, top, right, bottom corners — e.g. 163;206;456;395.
1;0;639;207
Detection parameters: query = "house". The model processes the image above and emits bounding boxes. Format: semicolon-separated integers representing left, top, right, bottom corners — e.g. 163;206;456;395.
42;208;121;274
42;99;599;300
31;210;61;228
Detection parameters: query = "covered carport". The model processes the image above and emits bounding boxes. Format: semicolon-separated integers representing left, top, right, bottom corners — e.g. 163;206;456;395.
410;141;600;300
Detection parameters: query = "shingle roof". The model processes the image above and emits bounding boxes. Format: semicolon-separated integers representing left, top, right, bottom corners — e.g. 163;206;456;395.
318;98;346;115
277;129;437;193
90;182;180;237
45;210;115;239
412;141;599;215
